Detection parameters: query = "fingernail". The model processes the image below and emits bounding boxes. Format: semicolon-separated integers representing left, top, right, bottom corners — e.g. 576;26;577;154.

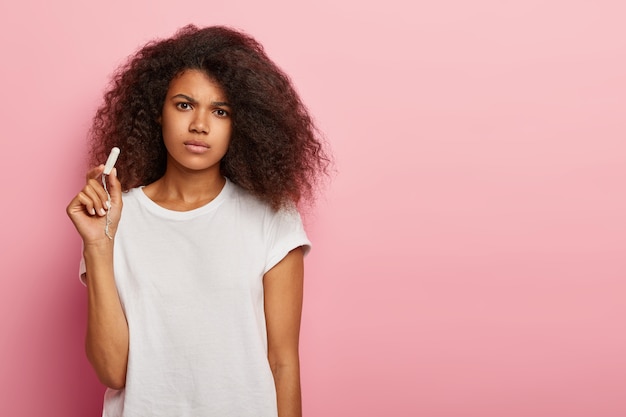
90;208;96;215
105;201;111;209
99;208;107;216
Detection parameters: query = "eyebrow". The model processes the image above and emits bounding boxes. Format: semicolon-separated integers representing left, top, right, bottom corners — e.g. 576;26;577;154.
171;94;231;107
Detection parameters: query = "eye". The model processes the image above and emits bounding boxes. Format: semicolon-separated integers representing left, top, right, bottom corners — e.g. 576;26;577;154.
213;109;229;118
176;102;193;110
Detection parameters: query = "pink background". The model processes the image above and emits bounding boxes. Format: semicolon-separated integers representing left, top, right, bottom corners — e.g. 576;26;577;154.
1;1;624;416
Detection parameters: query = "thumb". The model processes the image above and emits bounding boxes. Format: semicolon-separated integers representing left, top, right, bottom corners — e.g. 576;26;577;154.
108;168;123;206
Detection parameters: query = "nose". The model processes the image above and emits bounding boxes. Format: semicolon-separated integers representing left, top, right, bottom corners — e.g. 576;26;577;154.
189;110;209;134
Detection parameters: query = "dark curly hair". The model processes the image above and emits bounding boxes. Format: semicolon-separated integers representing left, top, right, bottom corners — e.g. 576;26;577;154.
89;25;329;209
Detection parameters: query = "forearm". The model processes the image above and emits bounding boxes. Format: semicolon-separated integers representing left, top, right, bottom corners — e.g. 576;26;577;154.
271;357;302;417
83;242;129;389
265;248;305;417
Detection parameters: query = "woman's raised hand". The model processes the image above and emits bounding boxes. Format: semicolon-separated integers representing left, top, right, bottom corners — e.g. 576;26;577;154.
66;165;123;246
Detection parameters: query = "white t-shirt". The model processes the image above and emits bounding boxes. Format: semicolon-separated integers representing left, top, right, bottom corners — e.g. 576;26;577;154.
80;178;310;417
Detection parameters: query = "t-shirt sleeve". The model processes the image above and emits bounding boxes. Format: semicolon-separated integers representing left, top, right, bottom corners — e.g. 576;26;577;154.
264;206;311;275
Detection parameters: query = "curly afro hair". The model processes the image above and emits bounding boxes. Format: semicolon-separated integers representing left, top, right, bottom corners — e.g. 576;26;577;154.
89;25;329;209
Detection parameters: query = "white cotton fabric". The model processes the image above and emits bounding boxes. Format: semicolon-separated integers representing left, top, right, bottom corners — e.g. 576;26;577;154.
80;178;310;417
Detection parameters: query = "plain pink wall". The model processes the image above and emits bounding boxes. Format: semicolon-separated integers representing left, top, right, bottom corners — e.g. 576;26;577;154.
1;1;624;416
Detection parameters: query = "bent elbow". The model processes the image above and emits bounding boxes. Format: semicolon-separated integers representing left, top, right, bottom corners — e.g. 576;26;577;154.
87;351;127;390
99;373;126;390
86;343;128;390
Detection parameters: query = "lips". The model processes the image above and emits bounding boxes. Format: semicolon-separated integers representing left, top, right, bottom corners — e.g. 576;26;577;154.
184;140;210;154
184;140;209;148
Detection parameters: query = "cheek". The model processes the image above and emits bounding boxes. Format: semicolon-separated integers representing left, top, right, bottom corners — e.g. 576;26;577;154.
161;115;183;139
220;123;233;143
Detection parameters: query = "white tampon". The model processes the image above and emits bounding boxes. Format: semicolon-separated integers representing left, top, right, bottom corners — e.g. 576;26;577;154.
103;147;120;175
101;147;120;239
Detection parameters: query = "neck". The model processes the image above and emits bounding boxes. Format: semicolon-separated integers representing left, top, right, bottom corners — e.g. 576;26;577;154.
143;164;226;210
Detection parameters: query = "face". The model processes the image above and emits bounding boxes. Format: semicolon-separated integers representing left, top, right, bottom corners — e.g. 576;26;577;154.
160;69;232;175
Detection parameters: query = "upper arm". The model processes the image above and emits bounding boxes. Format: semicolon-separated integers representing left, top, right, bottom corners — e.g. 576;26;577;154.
264;247;304;365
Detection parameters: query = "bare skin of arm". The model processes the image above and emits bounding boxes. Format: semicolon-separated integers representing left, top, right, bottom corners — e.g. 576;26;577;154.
264;247;305;417
66;166;129;389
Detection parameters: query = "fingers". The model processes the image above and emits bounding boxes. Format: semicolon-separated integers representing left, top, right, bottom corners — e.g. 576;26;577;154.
67;166;123;243
80;177;110;217
86;164;105;181
75;165;117;217
107;168;123;206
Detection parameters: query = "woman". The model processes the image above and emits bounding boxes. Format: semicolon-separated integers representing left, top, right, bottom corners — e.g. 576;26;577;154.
67;25;329;417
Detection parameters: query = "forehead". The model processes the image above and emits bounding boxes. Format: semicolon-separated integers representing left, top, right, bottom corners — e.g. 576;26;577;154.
167;69;227;98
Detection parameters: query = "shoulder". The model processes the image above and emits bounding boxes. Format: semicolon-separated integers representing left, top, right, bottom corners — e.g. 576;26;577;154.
230;184;306;244
121;187;143;201
226;179;274;220
119;187;145;211
227;180;302;224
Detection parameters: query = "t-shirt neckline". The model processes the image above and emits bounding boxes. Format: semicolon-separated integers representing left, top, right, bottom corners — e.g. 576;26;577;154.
133;177;233;220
